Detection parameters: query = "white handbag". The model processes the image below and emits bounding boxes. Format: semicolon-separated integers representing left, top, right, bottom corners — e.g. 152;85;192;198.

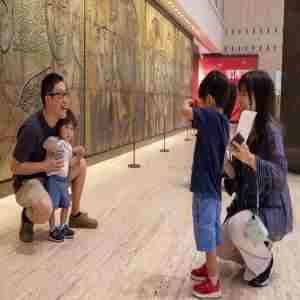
244;168;269;245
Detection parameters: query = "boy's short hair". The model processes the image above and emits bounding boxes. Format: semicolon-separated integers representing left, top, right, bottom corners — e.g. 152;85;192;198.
56;109;78;131
198;70;229;109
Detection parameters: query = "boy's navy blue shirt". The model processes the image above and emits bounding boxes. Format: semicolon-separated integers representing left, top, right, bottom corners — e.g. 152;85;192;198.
191;107;229;200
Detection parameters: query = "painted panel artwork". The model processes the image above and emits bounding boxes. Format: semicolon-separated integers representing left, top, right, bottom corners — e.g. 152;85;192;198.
145;3;176;138
174;29;193;129
0;0;84;181
0;0;192;181
85;0;145;155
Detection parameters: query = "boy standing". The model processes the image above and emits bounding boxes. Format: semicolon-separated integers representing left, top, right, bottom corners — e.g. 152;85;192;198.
182;71;229;298
44;110;84;242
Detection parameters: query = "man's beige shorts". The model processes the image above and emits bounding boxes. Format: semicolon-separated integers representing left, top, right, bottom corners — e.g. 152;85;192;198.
15;178;49;208
15;160;79;208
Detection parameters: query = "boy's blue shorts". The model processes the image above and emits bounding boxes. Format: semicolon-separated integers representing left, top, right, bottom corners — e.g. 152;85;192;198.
192;193;223;252
46;175;70;209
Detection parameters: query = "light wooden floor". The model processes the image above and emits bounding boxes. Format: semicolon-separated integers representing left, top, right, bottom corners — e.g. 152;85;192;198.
0;131;299;300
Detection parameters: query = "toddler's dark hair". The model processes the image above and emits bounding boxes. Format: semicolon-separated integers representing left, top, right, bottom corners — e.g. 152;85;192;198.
56;109;78;131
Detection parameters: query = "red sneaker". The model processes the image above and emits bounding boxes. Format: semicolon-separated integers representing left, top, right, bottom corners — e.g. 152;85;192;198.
191;264;208;281
193;278;222;299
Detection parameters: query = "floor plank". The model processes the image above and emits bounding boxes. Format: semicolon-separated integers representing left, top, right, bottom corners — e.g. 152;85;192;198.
0;132;299;300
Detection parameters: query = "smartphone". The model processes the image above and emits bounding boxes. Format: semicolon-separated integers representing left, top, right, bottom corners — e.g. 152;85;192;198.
231;132;245;145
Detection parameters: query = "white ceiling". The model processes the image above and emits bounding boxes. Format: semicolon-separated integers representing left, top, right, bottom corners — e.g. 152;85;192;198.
176;0;224;50
157;0;225;52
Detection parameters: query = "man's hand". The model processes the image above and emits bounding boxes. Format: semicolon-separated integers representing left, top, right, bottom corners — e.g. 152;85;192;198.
10;158;63;176
44;157;64;173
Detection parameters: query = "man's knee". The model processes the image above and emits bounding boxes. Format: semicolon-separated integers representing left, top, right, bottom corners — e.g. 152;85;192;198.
31;197;53;224
70;158;87;182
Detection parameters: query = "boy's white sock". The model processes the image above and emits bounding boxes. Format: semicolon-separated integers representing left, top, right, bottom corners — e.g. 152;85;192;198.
209;275;219;286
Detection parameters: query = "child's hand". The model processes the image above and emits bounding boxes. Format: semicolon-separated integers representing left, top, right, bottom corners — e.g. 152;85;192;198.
184;98;194;108
182;99;194;121
74;146;85;159
192;98;203;107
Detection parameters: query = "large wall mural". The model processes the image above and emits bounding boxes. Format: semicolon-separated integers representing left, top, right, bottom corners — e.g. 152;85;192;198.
174;29;193;129
45;0;85;145
145;3;176;138
0;0;193;181
85;0;145;155
0;0;50;181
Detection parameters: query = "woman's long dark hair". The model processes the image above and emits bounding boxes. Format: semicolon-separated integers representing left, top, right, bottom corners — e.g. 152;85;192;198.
238;70;279;152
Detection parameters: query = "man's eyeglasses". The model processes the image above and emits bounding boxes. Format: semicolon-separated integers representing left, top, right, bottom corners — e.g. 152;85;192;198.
47;91;70;98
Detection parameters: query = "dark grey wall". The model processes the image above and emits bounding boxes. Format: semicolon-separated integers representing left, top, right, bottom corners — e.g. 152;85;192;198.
281;0;300;173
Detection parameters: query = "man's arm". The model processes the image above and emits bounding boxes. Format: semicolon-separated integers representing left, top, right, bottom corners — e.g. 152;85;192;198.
11;126;63;176
10;158;64;176
11;158;49;175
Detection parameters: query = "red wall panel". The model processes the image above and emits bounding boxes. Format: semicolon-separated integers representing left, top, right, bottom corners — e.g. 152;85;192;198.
193;54;258;121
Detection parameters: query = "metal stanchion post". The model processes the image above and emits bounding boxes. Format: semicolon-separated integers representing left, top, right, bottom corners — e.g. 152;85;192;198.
160;116;170;152
184;127;192;141
128;117;141;168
